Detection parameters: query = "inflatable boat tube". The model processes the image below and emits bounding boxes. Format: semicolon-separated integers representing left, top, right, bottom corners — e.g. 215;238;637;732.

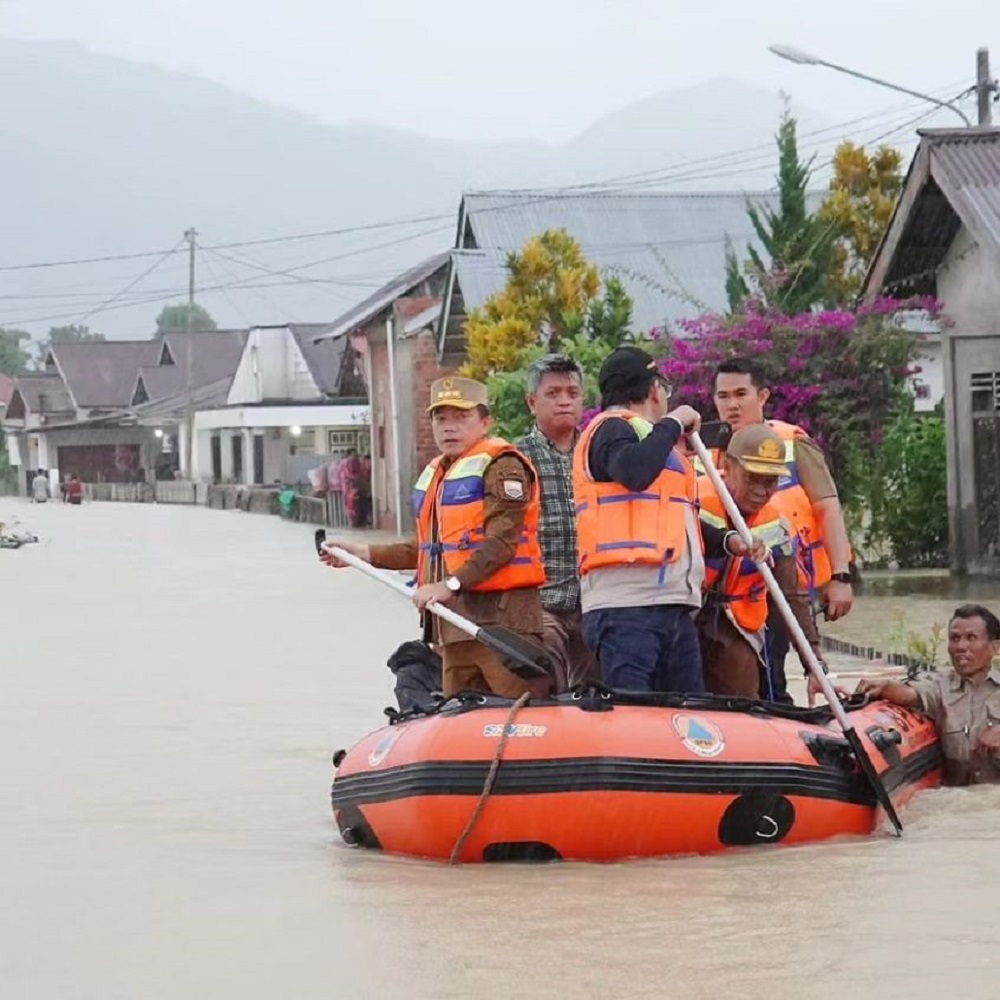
330;689;941;863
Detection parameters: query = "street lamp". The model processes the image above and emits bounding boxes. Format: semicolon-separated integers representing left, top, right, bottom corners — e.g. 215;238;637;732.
768;44;973;126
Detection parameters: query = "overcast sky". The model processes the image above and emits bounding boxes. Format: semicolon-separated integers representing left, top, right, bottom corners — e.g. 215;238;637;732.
3;0;989;142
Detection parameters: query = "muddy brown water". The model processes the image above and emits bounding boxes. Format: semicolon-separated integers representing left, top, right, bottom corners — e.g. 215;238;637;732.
2;500;998;999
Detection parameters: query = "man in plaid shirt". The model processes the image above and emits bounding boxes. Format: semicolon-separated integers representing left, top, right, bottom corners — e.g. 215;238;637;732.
518;355;600;690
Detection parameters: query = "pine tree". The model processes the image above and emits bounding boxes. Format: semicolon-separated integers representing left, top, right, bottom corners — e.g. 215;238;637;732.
728;107;839;313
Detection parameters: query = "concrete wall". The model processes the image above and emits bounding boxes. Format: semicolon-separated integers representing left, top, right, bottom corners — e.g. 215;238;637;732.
937;228;1000;573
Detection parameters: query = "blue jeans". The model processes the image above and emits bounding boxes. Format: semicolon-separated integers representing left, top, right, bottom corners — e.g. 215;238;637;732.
582;605;705;693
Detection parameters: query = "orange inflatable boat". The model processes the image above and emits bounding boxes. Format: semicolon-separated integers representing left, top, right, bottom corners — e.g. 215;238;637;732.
330;689;941;863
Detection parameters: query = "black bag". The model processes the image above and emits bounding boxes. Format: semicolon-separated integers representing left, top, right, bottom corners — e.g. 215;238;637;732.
386;640;443;712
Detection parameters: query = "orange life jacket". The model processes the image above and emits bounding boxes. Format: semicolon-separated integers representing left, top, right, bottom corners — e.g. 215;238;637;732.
698;479;795;633
573;410;699;576
411;437;545;592
765;420;833;593
694;420;832;594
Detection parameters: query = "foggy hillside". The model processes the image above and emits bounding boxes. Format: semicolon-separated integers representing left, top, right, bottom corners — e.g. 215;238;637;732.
1;38;872;338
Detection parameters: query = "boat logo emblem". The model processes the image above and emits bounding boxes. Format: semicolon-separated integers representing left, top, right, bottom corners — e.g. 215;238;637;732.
482;723;547;738
367;729;402;768
671;714;725;758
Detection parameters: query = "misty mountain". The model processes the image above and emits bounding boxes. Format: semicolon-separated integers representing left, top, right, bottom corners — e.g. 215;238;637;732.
1;38;840;339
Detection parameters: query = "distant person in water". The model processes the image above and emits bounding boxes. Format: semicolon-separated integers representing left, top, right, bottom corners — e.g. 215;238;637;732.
66;475;83;506
856;604;1000;785
31;470;49;503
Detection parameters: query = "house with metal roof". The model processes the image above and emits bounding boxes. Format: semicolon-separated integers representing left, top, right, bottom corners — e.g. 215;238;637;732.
863;127;1000;574
437;189;824;365
313;252;452;530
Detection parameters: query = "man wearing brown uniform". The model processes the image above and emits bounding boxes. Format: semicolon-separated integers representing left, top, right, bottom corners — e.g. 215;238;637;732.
323;377;549;699
857;604;1000;785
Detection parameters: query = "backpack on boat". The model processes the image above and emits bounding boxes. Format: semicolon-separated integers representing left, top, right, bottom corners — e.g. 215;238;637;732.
386;640;443;713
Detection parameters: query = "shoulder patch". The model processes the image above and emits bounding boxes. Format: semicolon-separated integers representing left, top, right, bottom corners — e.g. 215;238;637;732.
502;479;525;500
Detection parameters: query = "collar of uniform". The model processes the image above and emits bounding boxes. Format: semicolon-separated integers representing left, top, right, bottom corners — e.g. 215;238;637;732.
528;422;578;452
946;665;1000;691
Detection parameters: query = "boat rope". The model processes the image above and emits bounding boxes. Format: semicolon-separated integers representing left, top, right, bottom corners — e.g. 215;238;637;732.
448;690;531;865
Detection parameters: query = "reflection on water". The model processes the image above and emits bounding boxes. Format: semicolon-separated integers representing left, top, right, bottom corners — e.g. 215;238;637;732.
2;501;998;1000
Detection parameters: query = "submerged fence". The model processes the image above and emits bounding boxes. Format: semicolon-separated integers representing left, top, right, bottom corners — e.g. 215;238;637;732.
79;479;351;529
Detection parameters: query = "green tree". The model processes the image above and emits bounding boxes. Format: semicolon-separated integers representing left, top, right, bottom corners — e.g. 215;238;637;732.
34;323;105;366
485;276;641;440
461;229;603;380
155;302;217;335
0;328;31;376
819;141;904;304
726;108;839;313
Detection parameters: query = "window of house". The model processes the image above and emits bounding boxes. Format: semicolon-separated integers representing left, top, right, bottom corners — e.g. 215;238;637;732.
913;382;931;400
289;428;317;456
970;371;1000;413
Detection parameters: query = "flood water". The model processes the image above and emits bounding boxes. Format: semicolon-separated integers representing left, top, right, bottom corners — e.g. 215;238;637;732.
2;500;998;999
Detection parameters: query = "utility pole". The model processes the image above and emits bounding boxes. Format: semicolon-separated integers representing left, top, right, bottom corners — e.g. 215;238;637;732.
976;48;995;126
182;227;198;481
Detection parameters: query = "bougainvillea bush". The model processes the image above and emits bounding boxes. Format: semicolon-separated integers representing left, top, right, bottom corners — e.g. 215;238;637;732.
656;296;946;563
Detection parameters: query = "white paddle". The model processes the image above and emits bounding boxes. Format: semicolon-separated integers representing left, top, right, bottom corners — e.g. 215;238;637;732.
689;432;903;836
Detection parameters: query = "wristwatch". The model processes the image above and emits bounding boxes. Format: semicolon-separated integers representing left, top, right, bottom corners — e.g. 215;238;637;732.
445;576;462;593
830;572;852;584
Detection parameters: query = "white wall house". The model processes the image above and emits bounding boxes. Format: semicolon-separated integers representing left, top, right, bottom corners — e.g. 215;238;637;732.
187;324;370;485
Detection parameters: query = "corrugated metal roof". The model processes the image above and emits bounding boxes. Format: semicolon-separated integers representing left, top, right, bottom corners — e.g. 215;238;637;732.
863;128;1000;299
926;128;1000;250
314;251;451;343
453;190;824;332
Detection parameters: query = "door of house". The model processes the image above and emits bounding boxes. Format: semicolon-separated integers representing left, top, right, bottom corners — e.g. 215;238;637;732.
231;434;244;484
253;435;265;485
210;435;222;482
970;370;1000;562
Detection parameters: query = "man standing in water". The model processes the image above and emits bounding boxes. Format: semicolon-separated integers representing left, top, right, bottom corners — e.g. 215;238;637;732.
31;469;49;503
517;354;599;691
857;604;1000;785
322;377;549;700
710;358;854;701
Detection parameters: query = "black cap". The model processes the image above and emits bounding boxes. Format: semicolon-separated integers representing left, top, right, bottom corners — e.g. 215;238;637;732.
598;346;659;398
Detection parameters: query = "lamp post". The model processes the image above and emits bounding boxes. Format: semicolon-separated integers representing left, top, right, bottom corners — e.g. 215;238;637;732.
768;44;974;127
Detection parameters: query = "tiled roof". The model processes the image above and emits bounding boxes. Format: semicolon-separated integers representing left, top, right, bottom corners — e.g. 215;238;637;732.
6;372;74;416
47;340;160;408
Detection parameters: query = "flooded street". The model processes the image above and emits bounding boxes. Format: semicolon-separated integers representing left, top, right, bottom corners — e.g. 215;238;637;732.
2;499;998;999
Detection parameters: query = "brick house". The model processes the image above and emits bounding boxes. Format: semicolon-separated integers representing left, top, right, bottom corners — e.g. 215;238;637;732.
314;253;453;532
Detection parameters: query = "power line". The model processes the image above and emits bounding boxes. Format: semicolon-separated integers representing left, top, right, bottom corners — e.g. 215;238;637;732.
0;82;970;278
72;239;185;326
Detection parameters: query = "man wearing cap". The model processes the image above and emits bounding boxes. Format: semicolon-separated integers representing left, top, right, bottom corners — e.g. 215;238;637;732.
322;377;549;700
697;424;828;703
711;356;853;703
573;346;767;693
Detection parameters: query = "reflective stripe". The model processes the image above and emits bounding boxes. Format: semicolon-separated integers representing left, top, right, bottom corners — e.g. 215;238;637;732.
596;540;660;551
596;492;659;504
